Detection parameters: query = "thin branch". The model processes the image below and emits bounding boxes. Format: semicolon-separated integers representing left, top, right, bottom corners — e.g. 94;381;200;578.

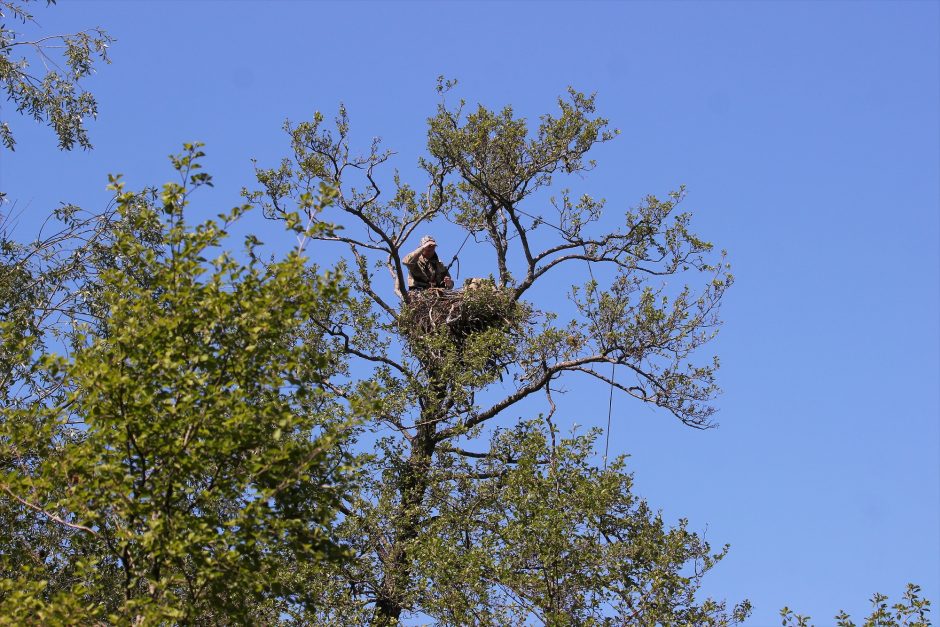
347;244;397;317
437;354;606;441
2;485;98;535
316;321;406;376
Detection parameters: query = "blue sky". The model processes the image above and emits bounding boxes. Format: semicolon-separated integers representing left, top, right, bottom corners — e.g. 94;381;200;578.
2;1;938;624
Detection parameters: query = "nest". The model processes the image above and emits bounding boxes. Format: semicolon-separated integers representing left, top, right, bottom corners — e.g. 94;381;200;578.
398;281;518;345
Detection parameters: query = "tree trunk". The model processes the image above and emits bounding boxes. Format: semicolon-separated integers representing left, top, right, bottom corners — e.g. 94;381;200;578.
371;403;440;626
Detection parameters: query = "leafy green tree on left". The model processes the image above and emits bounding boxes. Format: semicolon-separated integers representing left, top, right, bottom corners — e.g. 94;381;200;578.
0;0;113;151
0;144;365;624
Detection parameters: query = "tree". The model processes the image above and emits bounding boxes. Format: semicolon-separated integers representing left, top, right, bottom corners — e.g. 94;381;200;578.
780;584;932;627
0;145;364;623
245;81;744;625
0;0;113;151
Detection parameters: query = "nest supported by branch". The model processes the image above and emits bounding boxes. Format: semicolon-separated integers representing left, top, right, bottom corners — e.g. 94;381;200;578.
399;281;518;345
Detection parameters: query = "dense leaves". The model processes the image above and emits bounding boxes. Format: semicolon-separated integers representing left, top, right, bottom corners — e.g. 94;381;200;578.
409;422;752;625
0;146;360;623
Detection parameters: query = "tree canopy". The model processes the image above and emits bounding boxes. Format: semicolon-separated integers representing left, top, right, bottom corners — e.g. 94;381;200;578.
1;145;366;623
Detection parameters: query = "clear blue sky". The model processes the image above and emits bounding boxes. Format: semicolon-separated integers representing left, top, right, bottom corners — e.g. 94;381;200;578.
2;1;937;624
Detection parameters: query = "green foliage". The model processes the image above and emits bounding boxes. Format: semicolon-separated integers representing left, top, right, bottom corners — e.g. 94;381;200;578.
410;422;752;626
0;145;359;623
1;196;163;404
0;0;113;151
780;584;931;627
426;82;617;236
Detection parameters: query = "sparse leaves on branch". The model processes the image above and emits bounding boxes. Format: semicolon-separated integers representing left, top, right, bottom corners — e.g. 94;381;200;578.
0;0;113;151
780;584;931;627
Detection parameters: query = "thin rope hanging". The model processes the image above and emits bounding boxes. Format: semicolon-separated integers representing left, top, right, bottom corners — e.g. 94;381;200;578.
445;230;474;282
581;255;618;470
604;360;615;470
497;205;620;469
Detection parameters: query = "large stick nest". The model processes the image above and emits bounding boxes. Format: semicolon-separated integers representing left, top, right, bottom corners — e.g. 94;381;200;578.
398;281;519;345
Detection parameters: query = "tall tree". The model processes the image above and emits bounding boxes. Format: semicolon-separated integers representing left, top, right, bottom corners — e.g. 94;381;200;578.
0;145;363;623
247;81;745;625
